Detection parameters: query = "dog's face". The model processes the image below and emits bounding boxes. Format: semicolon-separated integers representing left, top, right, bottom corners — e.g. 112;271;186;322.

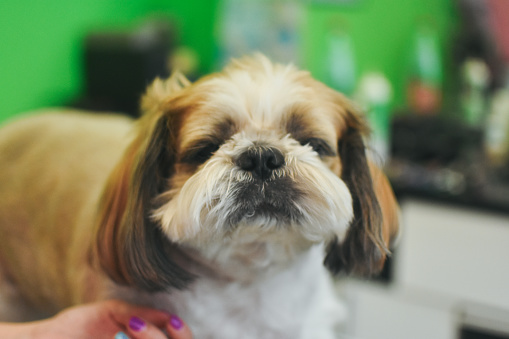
94;55;399;291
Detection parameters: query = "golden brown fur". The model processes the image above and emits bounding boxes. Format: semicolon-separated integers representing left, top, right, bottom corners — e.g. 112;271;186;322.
0;111;133;318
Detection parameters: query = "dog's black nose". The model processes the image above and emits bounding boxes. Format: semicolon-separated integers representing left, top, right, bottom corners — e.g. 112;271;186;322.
236;147;285;180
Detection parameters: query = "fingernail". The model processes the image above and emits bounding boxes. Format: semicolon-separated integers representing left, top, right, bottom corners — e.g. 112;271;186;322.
114;331;130;339
169;314;183;330
129;316;146;332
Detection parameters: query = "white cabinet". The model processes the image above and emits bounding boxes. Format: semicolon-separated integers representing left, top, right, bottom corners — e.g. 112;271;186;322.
340;199;509;339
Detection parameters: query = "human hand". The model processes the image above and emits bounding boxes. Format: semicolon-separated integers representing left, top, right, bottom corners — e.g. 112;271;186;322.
24;300;192;339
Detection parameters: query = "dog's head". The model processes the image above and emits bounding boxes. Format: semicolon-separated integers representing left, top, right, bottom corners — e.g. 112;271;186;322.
94;55;399;291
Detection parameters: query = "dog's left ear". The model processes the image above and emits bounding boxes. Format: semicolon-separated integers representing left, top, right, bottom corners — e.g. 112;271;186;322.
93;73;195;292
324;110;399;277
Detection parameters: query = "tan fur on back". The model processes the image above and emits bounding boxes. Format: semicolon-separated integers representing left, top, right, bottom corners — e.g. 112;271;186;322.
0;110;133;315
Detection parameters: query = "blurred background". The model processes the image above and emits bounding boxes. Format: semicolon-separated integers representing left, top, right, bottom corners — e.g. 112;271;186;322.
1;0;509;338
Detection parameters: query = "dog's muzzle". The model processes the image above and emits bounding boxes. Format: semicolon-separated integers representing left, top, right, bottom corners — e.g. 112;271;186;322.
227;146;303;226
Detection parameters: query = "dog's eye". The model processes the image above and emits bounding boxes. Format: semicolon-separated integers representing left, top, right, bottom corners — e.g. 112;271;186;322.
302;138;335;157
181;141;220;164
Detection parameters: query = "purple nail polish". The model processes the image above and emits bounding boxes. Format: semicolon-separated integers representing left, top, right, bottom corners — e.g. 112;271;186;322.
129;316;146;332
169;315;183;330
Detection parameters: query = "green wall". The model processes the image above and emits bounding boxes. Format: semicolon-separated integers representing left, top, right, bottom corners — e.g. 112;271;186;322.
0;0;458;123
303;0;459;111
0;0;156;122
150;0;220;76
0;0;219;123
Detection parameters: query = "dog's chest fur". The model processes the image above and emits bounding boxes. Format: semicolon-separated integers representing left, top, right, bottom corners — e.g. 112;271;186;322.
116;246;344;339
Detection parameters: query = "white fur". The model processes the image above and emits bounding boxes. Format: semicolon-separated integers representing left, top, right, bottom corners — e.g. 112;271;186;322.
112;245;346;339
170;246;345;339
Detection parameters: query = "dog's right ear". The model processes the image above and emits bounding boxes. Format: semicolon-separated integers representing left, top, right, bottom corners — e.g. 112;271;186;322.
324;101;399;277
92;72;195;292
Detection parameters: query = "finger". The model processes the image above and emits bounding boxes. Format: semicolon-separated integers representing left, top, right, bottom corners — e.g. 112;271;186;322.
106;300;171;329
125;316;168;339
166;314;193;339
104;300;192;338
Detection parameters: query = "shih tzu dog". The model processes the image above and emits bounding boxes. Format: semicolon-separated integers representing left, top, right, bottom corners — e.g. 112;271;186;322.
0;55;399;338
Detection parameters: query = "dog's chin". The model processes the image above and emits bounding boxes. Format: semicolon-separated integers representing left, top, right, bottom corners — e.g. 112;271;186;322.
235;204;299;225
224;178;305;228
186;213;322;282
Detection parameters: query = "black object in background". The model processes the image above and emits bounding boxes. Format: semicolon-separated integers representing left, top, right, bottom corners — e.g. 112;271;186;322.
388;114;509;214
391;115;482;166
72;20;176;117
460;327;509;339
